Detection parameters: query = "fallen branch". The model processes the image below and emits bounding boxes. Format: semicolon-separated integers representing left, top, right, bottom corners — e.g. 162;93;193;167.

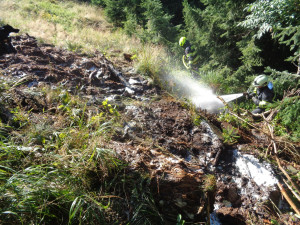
218;95;300;213
264;115;300;203
217;96;264;131
217;96;277;141
276;156;300;196
262;115;277;154
283;178;300;202
263;114;300;211
227;111;260;130
277;182;300;216
107;64;132;88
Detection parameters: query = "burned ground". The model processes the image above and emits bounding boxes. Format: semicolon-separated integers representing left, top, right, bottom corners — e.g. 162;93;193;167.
0;35;298;224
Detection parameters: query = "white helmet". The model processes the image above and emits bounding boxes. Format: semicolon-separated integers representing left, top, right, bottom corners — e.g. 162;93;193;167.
253;74;268;87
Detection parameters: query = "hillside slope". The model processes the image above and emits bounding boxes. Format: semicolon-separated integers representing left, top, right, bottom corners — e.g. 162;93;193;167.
0;32;299;224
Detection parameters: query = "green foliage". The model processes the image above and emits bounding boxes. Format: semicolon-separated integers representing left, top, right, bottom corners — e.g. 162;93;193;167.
0;165;76;224
237;38;263;70
103;0;128;27
25;0;77;31
271;219;280;225
68;195;108;225
10;107;29;129
127;177;164;225
199;68;241;94
57;91;87;128
239;0;299;39
176;214;185;225
0;81;163;224
222;126;240;145
192;114;202;126
279;97;299;131
85;0;298;95
183;0;251;69
101;99;120;117
239;0;300;64
91;0;106;6
102;0;180;45
140;0;179;45
181;0;259;94
0;144;26;172
272;96;300;141
66;41;83;53
0;138;160;224
277;25;300;51
264;67;300;99
276;25;300;62
123;12;140;36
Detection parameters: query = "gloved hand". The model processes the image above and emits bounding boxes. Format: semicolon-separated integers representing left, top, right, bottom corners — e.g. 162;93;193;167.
249;92;255;98
247;88;255;97
252;96;259;105
243;92;249;99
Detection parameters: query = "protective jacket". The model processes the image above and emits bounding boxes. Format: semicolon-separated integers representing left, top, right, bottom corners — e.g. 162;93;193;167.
183;40;200;67
252;86;274;107
250;86;274;113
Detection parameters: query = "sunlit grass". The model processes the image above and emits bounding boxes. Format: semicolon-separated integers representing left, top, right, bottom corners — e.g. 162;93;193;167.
0;0;174;81
0;1;173;223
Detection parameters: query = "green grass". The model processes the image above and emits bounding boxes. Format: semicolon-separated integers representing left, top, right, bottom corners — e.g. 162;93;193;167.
0;0;176;85
0;75;164;224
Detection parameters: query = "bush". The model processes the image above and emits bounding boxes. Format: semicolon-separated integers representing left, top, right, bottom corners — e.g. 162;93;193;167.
273;96;300;141
265;67;300;100
91;0;106;6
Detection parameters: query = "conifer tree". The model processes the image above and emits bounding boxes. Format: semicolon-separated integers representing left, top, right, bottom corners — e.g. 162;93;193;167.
239;0;300;74
103;0;127;26
141;0;179;45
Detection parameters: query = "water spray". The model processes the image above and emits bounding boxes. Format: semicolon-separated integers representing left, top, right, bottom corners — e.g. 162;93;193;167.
162;70;244;113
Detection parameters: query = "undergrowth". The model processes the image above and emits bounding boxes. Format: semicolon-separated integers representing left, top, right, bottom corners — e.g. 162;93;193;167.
271;95;300;142
0;83;163;224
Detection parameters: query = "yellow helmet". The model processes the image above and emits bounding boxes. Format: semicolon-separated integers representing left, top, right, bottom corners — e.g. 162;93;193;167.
253;74;268;87
179;37;186;46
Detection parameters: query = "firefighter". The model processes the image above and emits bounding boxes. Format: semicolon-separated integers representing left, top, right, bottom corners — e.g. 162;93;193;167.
246;75;274;114
179;37;200;71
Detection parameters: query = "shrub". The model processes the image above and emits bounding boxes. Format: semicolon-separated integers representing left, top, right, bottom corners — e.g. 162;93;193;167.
272;96;300;141
265;67;300;100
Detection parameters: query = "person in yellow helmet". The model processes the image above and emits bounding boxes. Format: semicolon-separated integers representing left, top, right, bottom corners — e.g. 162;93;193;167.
245;74;274;114
179;37;200;71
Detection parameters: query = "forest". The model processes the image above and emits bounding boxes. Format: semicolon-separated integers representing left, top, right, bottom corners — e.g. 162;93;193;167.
89;0;300;91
